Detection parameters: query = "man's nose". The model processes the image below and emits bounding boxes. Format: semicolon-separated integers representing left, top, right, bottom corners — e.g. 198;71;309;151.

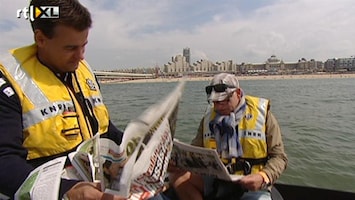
76;47;85;60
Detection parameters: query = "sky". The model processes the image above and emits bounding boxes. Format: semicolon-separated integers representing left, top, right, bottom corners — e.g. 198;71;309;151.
1;0;355;70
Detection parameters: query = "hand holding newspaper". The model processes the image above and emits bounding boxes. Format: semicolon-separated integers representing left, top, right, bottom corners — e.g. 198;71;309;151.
171;139;243;182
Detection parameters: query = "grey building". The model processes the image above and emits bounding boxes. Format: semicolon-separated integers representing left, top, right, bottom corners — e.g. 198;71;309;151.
183;48;191;65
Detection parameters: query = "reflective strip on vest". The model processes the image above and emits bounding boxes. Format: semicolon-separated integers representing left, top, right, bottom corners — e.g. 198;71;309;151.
23;100;74;129
88;95;104;107
1;54;73;128
1;53;48;106
240;98;268;140
255;98;268;131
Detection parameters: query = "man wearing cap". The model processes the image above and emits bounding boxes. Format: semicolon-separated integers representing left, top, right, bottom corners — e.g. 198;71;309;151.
168;73;288;200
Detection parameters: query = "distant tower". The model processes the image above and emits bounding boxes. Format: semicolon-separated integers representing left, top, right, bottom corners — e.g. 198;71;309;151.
183;47;190;64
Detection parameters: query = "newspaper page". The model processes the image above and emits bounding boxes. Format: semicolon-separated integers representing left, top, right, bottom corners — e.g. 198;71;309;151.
171;140;243;182
68;133;103;185
14;156;67;200
99;138;127;191
109;80;185;199
67;135;126;192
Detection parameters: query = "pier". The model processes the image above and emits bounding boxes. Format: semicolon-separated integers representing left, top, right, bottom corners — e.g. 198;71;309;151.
93;70;155;82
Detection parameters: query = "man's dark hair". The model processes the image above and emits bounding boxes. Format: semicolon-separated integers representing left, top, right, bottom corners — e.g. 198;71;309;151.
30;0;92;38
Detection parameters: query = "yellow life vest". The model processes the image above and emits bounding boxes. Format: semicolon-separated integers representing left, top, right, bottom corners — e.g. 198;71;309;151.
202;95;269;175
0;44;109;160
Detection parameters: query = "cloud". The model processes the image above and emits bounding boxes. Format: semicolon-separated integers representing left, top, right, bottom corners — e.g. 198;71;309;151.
1;0;355;70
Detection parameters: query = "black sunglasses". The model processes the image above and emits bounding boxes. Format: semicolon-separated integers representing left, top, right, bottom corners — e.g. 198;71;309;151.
205;84;235;94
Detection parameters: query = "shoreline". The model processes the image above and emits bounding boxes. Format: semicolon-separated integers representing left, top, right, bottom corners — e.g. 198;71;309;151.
99;73;355;84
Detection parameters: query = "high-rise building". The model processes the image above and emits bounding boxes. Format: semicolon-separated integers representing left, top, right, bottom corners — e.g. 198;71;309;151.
183;47;190;64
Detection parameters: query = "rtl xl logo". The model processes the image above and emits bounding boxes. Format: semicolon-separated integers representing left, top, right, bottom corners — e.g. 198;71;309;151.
17;6;59;21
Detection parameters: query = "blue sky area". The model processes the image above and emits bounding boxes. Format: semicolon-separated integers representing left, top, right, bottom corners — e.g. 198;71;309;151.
1;0;355;70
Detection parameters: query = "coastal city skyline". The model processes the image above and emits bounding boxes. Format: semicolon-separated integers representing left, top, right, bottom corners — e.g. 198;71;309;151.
111;48;354;76
1;0;355;70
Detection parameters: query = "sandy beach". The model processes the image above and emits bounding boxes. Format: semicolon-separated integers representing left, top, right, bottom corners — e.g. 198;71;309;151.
100;73;355;84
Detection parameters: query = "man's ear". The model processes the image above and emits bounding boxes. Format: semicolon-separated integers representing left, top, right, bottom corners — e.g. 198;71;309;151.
236;88;242;96
34;29;47;47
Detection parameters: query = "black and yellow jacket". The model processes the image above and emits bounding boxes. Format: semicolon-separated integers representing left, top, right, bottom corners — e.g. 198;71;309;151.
201;96;269;175
191;96;288;184
0;44;123;198
1;44;110;160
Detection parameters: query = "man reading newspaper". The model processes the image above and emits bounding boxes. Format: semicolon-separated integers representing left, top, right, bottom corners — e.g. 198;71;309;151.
166;73;288;200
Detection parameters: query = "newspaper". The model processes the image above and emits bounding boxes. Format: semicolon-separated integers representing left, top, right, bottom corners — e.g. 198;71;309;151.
14;156;67;200
112;80;185;199
67;80;186;199
171;140;243;181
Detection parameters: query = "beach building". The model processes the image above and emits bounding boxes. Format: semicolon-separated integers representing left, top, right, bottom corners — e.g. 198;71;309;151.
324;57;355;72
163;55;191;76
183;47;191;65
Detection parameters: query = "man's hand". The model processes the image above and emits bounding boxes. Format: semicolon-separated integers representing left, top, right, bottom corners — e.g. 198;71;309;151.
238;173;264;191
66;182;126;200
